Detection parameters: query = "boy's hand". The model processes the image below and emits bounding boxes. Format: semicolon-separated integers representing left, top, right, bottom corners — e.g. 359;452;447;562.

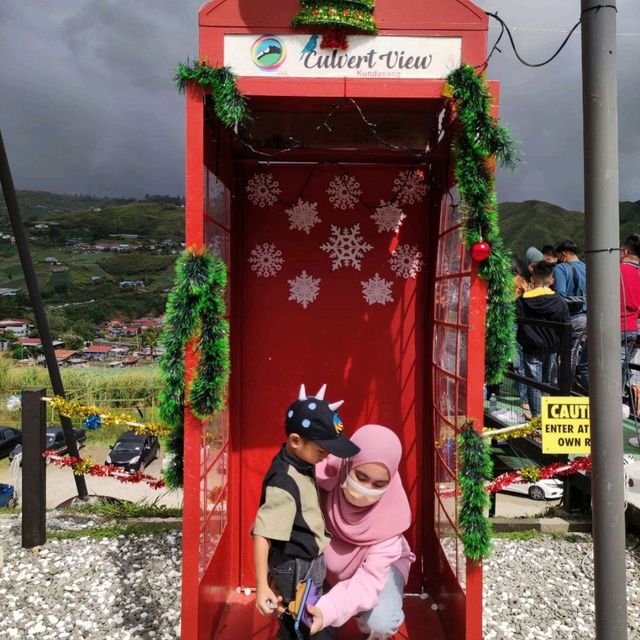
306;603;323;634
256;585;283;616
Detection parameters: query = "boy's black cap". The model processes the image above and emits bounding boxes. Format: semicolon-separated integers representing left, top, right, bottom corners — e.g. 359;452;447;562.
285;384;360;458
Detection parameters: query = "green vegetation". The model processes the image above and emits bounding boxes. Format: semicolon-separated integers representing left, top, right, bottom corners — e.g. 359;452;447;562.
66;497;182;519
0;360;163;442
48;522;180;540
492;530;585;542
500;199;640;260
0;191;184;327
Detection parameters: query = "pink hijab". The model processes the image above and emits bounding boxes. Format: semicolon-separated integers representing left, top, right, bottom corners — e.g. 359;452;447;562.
321;424;412;547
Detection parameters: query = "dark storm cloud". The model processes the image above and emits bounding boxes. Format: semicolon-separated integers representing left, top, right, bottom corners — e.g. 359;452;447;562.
475;0;640;210
0;0;203;198
0;1;638;208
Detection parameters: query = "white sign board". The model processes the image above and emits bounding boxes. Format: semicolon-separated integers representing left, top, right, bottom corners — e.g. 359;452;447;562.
224;34;462;80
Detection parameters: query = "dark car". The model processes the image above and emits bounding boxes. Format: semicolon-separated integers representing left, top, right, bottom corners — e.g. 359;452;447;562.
106;431;159;472
0;483;17;508
9;426;86;463
0;427;21;459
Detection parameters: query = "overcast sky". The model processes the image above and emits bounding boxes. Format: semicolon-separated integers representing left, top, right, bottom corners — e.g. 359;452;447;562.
0;1;638;210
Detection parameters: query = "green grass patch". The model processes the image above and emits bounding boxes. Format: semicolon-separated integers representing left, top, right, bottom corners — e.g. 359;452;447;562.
66;497;182;520
493;530;585;542
48;522;180;540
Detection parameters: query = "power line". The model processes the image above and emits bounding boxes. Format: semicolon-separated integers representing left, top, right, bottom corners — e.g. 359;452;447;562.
481;5;618;69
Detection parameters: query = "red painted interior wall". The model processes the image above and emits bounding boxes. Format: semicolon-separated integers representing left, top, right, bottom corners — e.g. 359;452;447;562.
238;162;428;587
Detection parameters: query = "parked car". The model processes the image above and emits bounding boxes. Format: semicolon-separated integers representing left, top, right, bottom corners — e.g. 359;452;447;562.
0;426;21;459
9;426;86;463
0;483;17;509
106;432;159;472
491;440;564;501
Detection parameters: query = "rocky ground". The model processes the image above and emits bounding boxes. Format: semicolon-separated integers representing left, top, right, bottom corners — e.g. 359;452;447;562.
0;513;181;639
0;513;639;639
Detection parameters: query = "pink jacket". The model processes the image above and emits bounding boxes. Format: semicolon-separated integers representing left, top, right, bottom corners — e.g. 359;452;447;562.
316;534;413;628
314;457;415;628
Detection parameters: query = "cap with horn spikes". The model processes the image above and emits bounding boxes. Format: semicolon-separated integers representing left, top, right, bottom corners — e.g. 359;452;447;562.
284;384;359;458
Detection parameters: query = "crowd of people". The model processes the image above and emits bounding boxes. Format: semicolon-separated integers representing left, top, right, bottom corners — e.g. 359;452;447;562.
511;236;640;448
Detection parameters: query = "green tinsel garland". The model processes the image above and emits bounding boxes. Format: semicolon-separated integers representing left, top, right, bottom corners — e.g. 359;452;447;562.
446;64;519;385
458;421;493;562
293;0;377;35
174;60;250;129
159;250;230;488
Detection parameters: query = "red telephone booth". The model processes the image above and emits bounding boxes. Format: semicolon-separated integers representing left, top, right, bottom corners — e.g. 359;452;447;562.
181;1;498;638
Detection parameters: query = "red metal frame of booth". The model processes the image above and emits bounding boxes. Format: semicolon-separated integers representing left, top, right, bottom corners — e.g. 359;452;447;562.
181;2;498;639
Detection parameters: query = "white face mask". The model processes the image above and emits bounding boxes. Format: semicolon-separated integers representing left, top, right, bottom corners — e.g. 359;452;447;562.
342;473;388;507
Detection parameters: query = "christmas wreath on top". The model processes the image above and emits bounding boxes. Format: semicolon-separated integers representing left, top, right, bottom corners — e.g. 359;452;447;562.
292;0;377;50
159;249;230;488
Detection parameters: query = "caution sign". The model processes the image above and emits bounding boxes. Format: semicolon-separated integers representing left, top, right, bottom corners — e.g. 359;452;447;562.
541;397;591;454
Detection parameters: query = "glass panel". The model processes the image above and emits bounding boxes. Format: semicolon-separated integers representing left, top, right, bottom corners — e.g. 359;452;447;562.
445;201;461;231
436;420;457;475
443;326;458;374
442;228;462;275
208;172;228;226
461;244;472;273
441;278;459;324
203;407;229;472
435;371;456;422
205;222;230;264
457;383;468;428
434;280;445;322
459;277;471;326
205;447;228;520
458;331;468;379
204;485;228;565
436;237;445;277
438;500;457;576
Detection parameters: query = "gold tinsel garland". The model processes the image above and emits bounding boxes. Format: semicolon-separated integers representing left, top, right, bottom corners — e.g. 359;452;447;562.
47;396;169;437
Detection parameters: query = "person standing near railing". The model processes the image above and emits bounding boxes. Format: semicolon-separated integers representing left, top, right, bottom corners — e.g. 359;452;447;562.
516;261;571;417
552;239;588;387
619;234;640;418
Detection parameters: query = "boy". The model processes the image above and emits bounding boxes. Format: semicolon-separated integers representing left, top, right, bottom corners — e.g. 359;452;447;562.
253;384;360;639
516;261;571;417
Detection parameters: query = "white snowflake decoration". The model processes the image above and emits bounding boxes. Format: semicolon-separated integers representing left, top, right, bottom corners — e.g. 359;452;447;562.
361;273;394;306
389;244;424;279
326;174;362;210
393;169;427;205
246;172;281;208
288;271;321;309
370;200;407;234
286;199;321;234
248;243;284;277
320;224;373;271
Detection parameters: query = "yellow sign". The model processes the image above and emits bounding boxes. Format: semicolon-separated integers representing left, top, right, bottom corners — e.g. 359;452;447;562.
541;397;591;454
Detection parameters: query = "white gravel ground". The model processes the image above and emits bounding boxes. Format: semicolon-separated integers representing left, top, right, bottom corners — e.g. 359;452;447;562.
0;514;182;639
1;514;639;639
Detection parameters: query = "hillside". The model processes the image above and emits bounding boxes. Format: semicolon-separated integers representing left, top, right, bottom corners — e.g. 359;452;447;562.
499;199;640;259
0;191;185;333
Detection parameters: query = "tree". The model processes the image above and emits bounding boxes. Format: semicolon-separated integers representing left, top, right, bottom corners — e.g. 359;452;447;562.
140;327;161;359
58;332;84;350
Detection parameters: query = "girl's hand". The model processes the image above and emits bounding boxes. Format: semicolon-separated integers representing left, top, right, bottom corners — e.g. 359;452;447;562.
306;603;324;635
256;586;283;616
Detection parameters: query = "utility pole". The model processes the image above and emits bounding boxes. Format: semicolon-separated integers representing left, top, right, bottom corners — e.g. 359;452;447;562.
0;130;88;500
581;2;627;638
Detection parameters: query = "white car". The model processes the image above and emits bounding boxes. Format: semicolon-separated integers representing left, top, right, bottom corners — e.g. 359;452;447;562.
502;478;564;501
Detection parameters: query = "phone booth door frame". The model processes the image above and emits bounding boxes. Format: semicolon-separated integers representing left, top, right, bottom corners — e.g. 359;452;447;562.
181;1;498;639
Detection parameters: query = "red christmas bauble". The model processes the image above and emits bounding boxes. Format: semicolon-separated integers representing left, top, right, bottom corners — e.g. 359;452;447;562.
471;241;491;262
